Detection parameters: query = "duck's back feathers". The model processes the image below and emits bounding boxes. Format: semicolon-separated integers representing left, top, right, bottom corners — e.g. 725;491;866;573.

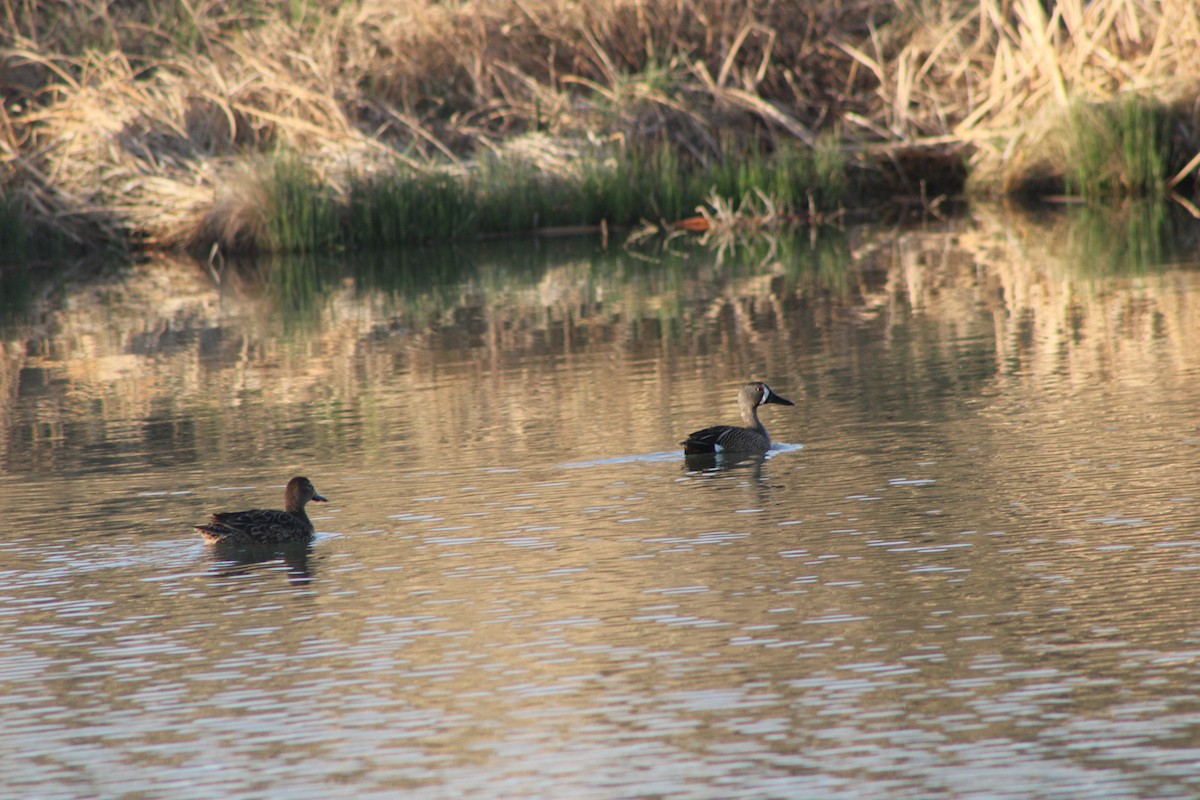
196;508;315;544
682;424;770;455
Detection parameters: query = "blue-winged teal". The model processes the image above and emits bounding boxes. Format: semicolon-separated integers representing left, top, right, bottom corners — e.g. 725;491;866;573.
195;476;328;544
682;382;794;455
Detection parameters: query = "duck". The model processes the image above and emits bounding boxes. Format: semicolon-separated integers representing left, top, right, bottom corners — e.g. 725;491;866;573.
195;476;328;545
681;382;794;455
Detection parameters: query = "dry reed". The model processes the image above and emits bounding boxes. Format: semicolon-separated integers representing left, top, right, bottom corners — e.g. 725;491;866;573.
1;0;1198;254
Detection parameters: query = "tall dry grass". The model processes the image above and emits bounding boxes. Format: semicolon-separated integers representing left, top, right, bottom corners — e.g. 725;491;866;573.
1;0;1198;254
865;0;1200;192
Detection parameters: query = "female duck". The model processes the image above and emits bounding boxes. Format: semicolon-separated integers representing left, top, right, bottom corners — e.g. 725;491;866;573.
682;382;794;455
195;476;328;545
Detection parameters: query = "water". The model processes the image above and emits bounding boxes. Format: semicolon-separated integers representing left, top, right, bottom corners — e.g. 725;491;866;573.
4;205;1200;798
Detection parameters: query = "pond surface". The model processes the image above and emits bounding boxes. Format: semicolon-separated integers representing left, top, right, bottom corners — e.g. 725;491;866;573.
4;204;1200;798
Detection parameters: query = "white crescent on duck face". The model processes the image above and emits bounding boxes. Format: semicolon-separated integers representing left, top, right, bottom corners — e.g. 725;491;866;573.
681;382;795;455
194;476;328;545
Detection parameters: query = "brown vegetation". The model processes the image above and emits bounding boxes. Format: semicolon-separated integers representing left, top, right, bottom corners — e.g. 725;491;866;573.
1;0;1199;253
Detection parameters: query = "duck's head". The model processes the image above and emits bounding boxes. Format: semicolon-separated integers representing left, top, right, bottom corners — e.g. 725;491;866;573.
746;382;794;408
287;476;328;506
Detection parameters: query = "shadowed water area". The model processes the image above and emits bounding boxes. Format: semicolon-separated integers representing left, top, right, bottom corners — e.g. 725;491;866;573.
3;204;1200;798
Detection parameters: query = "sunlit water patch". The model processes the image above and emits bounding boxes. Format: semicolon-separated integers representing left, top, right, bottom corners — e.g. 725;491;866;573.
4;218;1200;797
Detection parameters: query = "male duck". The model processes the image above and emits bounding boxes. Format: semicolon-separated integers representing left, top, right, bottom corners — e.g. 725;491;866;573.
682;382;794;455
195;476;328;544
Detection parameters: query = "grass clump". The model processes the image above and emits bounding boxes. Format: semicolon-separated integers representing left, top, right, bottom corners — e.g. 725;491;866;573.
1065;98;1169;199
248;137;851;255
994;94;1192;200
0;193;73;263
706;137;847;215
265;157;340;254
344;169;476;250
0;196;30;263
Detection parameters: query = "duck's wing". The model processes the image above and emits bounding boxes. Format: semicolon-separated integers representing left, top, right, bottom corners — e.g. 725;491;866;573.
682;425;769;455
198;508;311;543
682;425;735;454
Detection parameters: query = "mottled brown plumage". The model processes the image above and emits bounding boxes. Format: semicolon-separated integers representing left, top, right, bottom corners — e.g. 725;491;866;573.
195;476;328;544
682;382;794;455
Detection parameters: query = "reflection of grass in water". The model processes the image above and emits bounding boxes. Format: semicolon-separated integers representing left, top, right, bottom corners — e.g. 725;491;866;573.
352;241;545;296
268;254;337;318
787;232;854;291
635;224;852;290
1061;201;1189;274
226;252;345;337
252;227;854;340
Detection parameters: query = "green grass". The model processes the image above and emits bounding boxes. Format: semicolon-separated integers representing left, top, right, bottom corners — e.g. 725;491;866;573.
0;193;73;263
0;267;33;327
343;168;475;250
264;156;340;253
0;195;30;263
258;138;852;255
707;135;847;213
1065;97;1169;200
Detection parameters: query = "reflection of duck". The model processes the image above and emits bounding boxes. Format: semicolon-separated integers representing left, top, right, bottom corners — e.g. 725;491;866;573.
195;476;327;544
682;382;794;455
209;539;315;584
681;450;768;480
